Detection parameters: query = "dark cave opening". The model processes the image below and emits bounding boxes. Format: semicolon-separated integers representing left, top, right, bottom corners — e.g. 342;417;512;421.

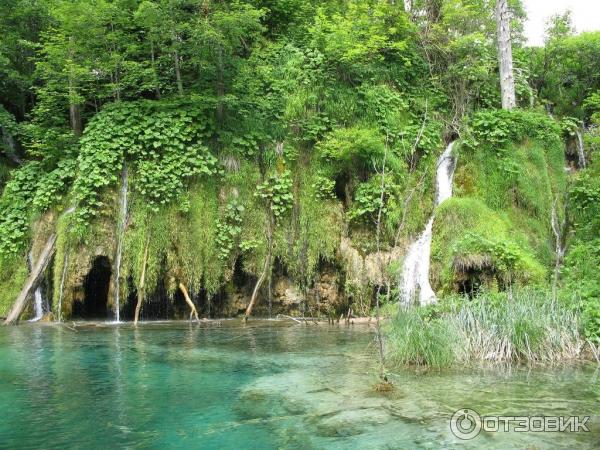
72;256;111;319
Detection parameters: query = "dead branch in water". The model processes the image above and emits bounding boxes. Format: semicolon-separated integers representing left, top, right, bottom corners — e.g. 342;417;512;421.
276;314;303;324
244;206;274;321
179;283;200;322
133;235;150;325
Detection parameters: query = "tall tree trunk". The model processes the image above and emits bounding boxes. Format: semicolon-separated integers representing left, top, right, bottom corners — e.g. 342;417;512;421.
216;46;224;124
374;140;389;383
179;283;199;322
244;207;274;320
551;197;567;306
496;0;516;110
133;237;150;325
173;48;183;95
150;41;161;99
68;38;82;136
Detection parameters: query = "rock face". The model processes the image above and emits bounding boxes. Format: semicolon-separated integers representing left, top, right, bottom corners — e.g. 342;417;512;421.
53;231;404;320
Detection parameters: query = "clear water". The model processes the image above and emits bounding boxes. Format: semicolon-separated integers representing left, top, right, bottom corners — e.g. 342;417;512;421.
0;322;598;449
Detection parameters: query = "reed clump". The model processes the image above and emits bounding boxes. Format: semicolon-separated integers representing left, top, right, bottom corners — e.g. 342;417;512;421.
386;289;585;368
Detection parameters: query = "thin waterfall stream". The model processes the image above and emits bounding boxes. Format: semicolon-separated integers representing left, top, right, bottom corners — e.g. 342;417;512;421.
576;129;586;169
27;250;44;322
400;141;456;306
56;250;69;323
56;206;75;322
113;164;129;323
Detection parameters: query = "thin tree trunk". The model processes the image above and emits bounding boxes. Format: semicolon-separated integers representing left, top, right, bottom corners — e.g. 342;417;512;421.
68;38;82;136
179;283;199;322
374;140;389;382
551;197;566;306
496;0;516;109
216;45;224;123
133;237;150;325
244;208;274;320
173;48;183;95
150;41;161;99
4;234;57;325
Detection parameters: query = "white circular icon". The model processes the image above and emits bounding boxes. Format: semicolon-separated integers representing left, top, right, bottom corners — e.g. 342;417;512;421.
450;408;482;440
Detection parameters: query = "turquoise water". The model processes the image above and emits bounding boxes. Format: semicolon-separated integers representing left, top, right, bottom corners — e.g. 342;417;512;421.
0;321;598;449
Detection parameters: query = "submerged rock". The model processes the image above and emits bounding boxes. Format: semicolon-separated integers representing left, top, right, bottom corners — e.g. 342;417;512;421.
313;408;392;437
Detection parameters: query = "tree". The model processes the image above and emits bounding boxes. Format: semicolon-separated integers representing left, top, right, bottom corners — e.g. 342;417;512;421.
496;0;516;109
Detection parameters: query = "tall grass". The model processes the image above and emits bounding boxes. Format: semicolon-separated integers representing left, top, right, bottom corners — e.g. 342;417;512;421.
386;289;585;367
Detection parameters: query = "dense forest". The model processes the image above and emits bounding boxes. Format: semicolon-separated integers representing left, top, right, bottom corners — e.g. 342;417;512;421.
0;0;599;361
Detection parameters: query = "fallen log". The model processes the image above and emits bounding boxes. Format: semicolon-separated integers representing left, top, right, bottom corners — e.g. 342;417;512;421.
4;234;57;325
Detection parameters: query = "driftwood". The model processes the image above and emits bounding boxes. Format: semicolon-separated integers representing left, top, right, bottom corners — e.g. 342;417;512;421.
276;314;303;324
133;236;150;325
179;283;199;322
4;234;57;325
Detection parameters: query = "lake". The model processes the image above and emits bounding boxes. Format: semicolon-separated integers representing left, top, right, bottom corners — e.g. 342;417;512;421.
0;321;598;449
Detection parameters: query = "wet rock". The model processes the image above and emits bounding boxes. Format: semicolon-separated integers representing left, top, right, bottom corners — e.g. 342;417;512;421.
273;278;304;307
235;388;307;420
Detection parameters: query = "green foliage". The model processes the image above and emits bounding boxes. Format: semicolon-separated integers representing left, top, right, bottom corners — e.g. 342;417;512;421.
348;175;397;224
255;170;294;221
136;144;219;212
0;253;28;316
582;298;600;343
563;160;600;342
1;0;596;330
531;31;600;119
310;1;412;79
465;109;561;150
318;126;385;171
71;99;217;234
0;158;75;256
559;116;581;138
215;200;244;261
455;232;537;275
432;197;545;293
310;175;335;200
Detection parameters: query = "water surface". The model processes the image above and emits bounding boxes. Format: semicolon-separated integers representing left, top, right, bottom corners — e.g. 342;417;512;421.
0;321;598;449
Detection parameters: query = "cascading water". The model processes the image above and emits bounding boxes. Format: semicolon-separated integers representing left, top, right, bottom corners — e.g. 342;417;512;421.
57;251;69;323
576;129;586;169
27;251;45;322
400;141;456;306
54;206;76;323
113;164;129;323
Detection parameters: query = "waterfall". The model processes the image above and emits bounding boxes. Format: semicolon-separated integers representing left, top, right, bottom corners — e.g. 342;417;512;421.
57;251;69;323
576;130;586;169
56;206;75;323
27;251;45;321
113;164;129;322
400;141;456;306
